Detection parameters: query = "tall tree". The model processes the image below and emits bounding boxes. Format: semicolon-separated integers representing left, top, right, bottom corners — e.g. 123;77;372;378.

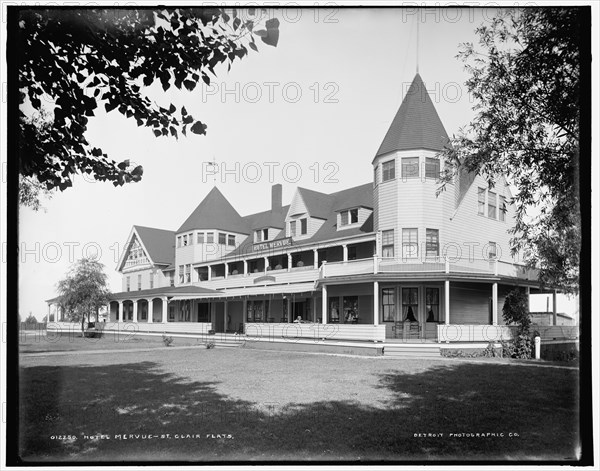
17;7;279;202
439;8;584;294
56;258;110;335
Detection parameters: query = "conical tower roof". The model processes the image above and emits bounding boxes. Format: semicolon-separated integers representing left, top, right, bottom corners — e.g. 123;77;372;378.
375;73;449;157
177;187;249;234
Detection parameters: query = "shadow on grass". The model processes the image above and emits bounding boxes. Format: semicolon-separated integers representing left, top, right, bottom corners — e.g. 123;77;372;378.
18;360;580;462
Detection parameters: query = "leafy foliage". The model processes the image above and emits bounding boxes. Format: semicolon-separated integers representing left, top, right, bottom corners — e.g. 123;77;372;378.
56;258;110;334
438;8;583;293
502;288;533;359
18;8;279;192
162;334;174;347
24;313;38;324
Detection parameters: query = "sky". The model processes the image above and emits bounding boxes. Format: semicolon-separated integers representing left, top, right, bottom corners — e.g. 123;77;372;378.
8;6;582;320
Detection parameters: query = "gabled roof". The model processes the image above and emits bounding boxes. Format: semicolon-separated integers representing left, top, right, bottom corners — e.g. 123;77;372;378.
226;182;375;258
178;187;249;235
243;205;290;231
375;73;450;158
296;187;332;220
133;226;175;265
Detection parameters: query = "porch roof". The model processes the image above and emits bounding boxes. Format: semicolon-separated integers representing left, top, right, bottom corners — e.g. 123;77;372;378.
108;285;220;301
170;281;316;301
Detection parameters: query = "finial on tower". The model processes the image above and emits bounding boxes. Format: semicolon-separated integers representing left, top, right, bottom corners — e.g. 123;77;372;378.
416;10;420;74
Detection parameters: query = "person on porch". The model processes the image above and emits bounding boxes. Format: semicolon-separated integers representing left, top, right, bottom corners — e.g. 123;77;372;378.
294;316;303;323
405;306;417;322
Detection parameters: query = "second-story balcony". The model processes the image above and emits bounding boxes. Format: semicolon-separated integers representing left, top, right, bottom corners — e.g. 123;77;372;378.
320;256;539;282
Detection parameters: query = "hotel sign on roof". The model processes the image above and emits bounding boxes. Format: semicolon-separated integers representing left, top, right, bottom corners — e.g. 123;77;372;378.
252;237;293;252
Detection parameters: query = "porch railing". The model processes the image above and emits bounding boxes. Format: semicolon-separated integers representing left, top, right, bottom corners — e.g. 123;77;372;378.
321;256;537;280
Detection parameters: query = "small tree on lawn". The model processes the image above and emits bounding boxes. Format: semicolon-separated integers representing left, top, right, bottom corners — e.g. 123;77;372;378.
57;258;110;336
24;313;38;324
502;288;532;359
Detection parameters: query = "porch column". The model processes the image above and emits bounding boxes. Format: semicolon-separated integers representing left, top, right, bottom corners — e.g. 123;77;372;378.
148;299;153;323
47;304;51;323
322;285;328;324
313;249;318;269
287;254;292;272
264;256;269;274
243;260;248;276
118;301;123;322
444;280;450;325
133;300;138;322
207;265;212;281
313;296;317;323
492;282;498;325
343;245;348;262
286;297;292;322
552;290;557;326
373;281;379;326
224;301;229;332
224;263;228;279
162;297;168;323
242;299;247;330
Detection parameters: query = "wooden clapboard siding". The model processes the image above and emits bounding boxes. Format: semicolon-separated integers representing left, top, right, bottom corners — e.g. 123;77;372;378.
46;321;213;335
438;324;514;342
447;173;516;262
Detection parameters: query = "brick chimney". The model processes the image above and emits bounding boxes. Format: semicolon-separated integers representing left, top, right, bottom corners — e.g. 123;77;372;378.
271;184;282;211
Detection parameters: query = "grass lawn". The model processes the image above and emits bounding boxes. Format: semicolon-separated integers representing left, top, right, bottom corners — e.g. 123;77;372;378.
17;338;580;462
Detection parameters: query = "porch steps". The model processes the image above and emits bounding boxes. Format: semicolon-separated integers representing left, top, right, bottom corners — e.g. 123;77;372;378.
383;343;441;358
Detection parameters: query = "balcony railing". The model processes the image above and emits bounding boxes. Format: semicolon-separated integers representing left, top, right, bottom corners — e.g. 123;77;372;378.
320;256;538;280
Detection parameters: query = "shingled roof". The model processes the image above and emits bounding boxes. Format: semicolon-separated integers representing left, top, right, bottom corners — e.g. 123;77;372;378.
133;226;175;266
375;73;450;157
177;187;250;235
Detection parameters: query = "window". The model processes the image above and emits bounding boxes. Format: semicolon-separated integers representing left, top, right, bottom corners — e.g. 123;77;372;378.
488;191;497;219
183;234;188;246
218;232;226;245
255;229;262;242
488;242;497;260
477;188;486;215
401;157;419;178
228;235;235;246
402;228;418;258
126;276;130;292
348;246;357;261
425;229;439;257
340;208;358;226
499;196;507;222
149;273;154;289
246;300;269;322
197;232;204;244
169;305;175;321
185;264;191;283
179;265;184;284
329;297;340;323
140;302;147;320
402;288;418;322
382;229;394;258
426;288;439;322
169;272;175;287
343;296;358;323
179;300;190;322
177;236;181;248
263;228;269;241
189;233;194;245
137;274;142;291
425;157;440;179
300;218;307;235
374;165;379;185
382;288;395;322
290;221;296;237
382;160;395;182
206;232;214;243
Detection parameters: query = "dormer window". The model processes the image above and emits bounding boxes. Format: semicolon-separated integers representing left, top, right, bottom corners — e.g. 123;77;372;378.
255;228;269;242
300;218;307;235
183;235;188;246
290;221;296;237
207;232;214;243
218;232;226;245
340;208;359;226
197;232;204;244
